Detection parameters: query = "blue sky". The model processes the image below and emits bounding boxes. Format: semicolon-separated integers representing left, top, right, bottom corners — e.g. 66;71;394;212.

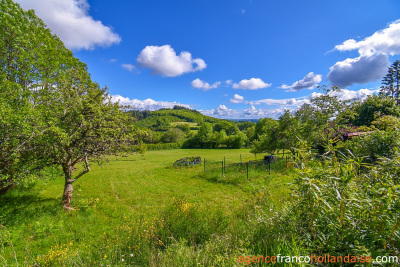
16;0;400;119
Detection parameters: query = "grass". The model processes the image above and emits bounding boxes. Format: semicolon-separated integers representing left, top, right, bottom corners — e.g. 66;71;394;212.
169;122;198;127
0;149;295;266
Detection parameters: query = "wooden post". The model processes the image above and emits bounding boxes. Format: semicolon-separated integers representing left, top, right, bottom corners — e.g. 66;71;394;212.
222;161;224;176
268;161;271;175
240;154;242;166
224;156;226;172
204;158;206;174
247;162;249;180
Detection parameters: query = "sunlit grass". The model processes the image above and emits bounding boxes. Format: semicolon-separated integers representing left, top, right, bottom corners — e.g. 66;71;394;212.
0;149;295;266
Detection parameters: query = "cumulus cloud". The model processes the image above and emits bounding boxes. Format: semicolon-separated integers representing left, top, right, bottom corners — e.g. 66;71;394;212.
232;78;271;90
334;20;400;56
280;72;322;92
327;54;389;88
200;105;286;119
230;94;244;103
310;88;378;102
121;64;135;72
191;78;221;91
111;95;191;111
136;45;206;77
328;20;400;87
16;0;121;50
247;97;310;107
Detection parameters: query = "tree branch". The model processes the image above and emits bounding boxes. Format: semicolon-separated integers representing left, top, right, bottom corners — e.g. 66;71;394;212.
71;155;90;183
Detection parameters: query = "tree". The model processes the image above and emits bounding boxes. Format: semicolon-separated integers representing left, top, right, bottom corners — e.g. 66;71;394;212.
0;0;136;209
277;110;301;154
213;121;233;133
253;117;278;141
250;119;279;154
380;60;400;103
310;86;347;120
162;128;185;143
351;95;400;126
196;122;214;148
32;66;135;210
0;0;70;193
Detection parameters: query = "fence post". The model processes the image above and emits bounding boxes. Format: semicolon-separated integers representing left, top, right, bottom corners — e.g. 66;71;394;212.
224;156;226;172
204;158;206;174
240;154;242;166
247;162;249;180
268;161;271;175
222;161;224;176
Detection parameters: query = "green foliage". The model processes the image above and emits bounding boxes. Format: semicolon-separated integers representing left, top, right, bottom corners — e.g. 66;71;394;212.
253;117;278;141
289;141;400;256
344;130;400;161
162;128;185;143
224;132;248;149
344;95;400;127
0;0;136;209
135;108;220;130
380;59;400;103
146;142;182;151
371;115;400;131
174;123;191;134
213;120;234;133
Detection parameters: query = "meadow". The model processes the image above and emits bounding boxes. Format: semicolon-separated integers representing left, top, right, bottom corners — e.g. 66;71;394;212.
0;149;295;266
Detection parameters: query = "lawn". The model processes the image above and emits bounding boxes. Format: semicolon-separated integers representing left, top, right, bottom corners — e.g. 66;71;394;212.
0;149;294;266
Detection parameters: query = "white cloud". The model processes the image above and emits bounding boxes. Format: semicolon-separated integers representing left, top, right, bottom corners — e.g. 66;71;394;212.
225;80;233;86
122;64;135;72
280;72;322;92
328;20;400;87
247;97;310;106
111;95;191;111
16;0;121;50
137;45;206;77
232;78;271;90
327;54;389;88
334;20;400;56
230;94;244;103
310;88;378;102
191;78;221;91
200;105;286;119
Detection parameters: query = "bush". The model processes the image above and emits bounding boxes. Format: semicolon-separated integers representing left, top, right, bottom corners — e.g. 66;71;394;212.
288;142;400;256
145;143;182;151
344;130;400;161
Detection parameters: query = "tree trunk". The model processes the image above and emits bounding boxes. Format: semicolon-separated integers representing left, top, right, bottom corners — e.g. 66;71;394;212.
63;180;74;210
62;165;74;210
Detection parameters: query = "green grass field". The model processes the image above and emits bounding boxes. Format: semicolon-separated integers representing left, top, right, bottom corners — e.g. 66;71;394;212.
0;149;295;266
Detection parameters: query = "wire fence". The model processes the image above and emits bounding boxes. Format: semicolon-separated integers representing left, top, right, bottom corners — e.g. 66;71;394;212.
174;152;300;181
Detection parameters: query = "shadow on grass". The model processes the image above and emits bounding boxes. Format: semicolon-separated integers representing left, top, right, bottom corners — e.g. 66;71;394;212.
0;186;60;227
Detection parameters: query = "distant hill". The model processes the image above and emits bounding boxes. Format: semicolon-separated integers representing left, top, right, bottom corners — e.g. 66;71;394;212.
129;106;223;130
230;119;259;123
